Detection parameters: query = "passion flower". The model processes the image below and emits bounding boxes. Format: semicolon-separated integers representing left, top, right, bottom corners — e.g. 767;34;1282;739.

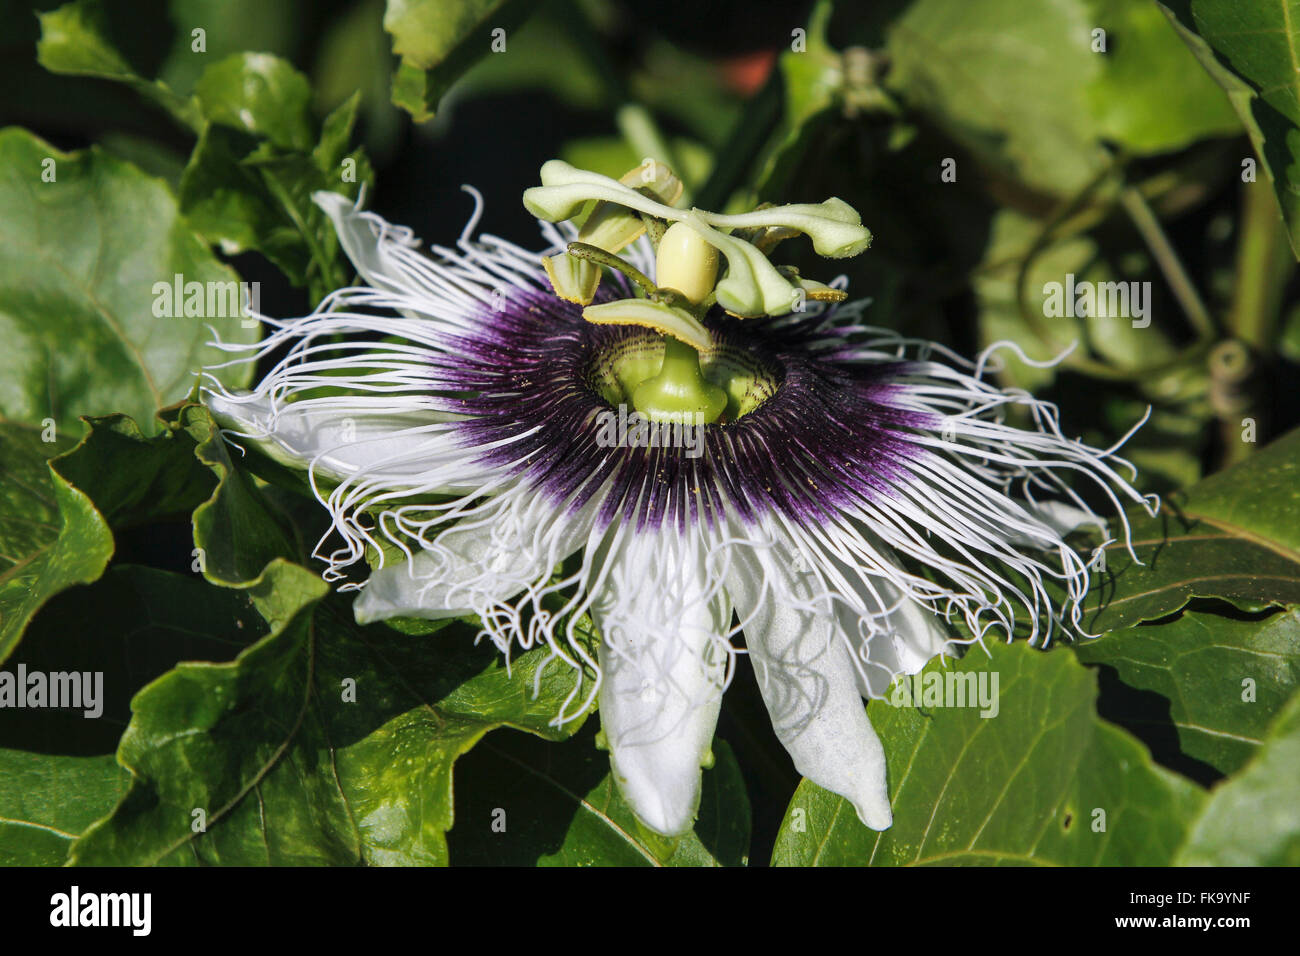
204;163;1152;837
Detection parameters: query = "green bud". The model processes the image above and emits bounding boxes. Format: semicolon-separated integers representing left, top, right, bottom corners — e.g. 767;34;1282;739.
680;213;799;317
655;221;718;305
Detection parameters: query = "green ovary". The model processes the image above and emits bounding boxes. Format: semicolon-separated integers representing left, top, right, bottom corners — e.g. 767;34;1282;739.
631;336;728;423
587;332;780;425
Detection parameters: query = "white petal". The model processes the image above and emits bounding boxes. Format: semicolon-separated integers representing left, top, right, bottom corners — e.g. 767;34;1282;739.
727;538;893;830
830;554;954;700
594;530;730;836
1025;499;1107;538
206;391;476;488
354;491;594;624
314;191;413;295
354;525;501;624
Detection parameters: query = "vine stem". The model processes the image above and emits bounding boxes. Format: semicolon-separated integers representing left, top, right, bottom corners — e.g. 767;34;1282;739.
1226;180;1294;350
1215;180;1295;466
1118;185;1215;341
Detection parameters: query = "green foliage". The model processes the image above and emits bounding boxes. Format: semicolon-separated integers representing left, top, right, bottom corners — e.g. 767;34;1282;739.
2;0;1297;869
0;129;259;434
36;3;373;301
877;0;1238;197
36;0;204;130
385;0;539;121
0;423;112;665
772;640;1206;866
1175;690;1300;865
1085;428;1300;631
1158;0;1300;259
450;729;750;865
1076;608;1300;776
0;751;128;866
69;561;592;865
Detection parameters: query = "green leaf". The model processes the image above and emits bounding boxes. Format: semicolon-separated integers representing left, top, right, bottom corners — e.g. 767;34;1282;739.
36;0;203;130
1175;689;1300;865
772;640;1205;865
1158;0;1300;258
0;408;246;667
1;561;261;868
753;0;844;200
9;565;263;741
193;53;314;151
1;563;262;864
0;127;259;436
181;402;298;588
974;210;1173;392
448;726;751;866
883;0;1239;198
1084;0;1240;153
179;85;370;298
159;0;301;96
328;621;591;866
53;411;216;528
384;0;539;121
1179;425;1300;555
314;0;404;157
40;3;365;298
0;752;127;866
69;560;592;865
448;9;607;112
0;423;113;665
885;0;1107;196
1076;608;1300;777
1087;428;1300;631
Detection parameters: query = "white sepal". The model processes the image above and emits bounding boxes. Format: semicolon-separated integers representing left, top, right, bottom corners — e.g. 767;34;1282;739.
728;536;893;830
593;529;731;836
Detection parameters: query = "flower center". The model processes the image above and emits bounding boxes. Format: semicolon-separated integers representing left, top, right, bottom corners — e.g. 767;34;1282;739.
525;157;862;426
585;325;782;424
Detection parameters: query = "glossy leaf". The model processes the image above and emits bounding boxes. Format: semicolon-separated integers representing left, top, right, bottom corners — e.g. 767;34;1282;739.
0;563;264;865
772;640;1205;865
0;409;239;667
69;561;592;865
1076;608;1300;777
0;128;259;436
1086;428;1300;631
0;752;127;866
181;403;298;587
180;91;370;298
1175;689;1300;865
193;53;314;152
1158;0;1300;258
449;725;750;866
0;424;111;666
